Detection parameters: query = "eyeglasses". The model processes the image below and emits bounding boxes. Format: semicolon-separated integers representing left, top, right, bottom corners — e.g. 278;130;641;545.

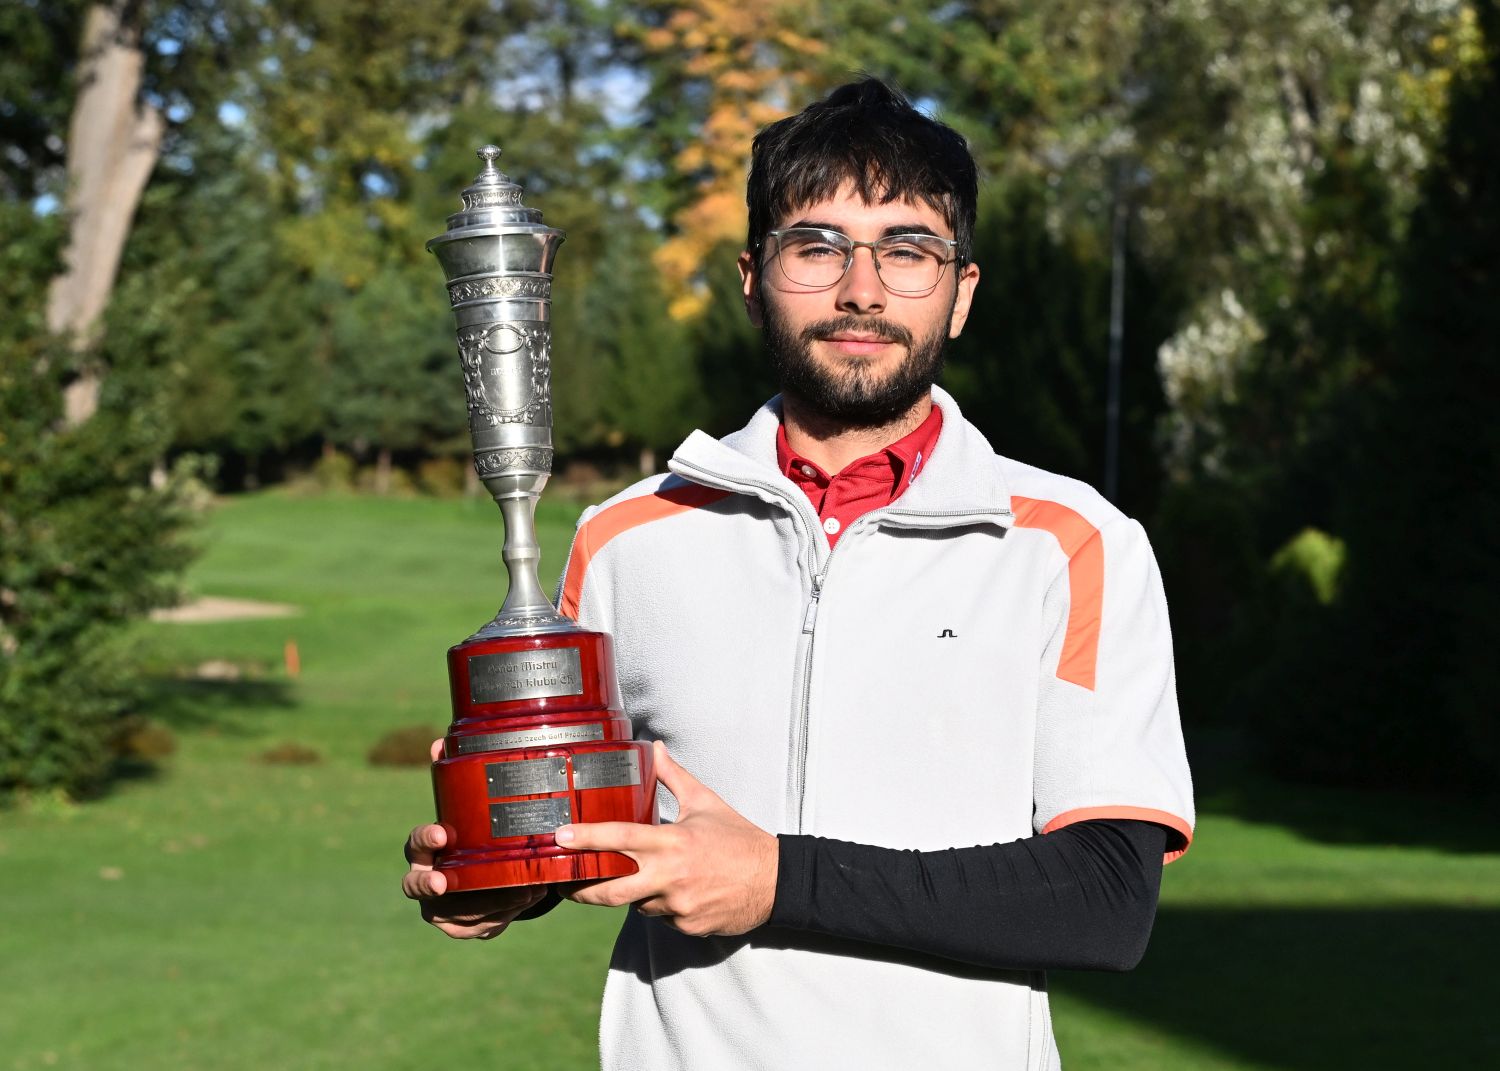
763;228;959;294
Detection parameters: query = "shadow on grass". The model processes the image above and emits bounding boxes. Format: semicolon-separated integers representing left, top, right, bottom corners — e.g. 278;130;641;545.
1055;906;1500;1068
1188;729;1500;855
143;676;296;736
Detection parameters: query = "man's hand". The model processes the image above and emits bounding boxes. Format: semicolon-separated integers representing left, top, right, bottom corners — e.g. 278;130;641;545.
556;740;778;938
403;738;546;939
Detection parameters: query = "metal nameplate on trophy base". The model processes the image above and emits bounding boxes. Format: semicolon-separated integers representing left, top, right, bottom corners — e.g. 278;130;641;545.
421;146;658;892
573;750;643;790
486;756;569;798
450;722;605;756
491;797;572;839
468;647;584;704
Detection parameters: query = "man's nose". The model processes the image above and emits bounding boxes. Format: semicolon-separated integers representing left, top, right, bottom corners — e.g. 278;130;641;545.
836;246;886;315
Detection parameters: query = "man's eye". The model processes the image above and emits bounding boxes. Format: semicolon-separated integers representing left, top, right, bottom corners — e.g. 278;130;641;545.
881;243;934;263
790;243;843;259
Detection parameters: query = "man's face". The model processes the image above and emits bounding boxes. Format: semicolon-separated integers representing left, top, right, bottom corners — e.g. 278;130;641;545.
738;184;980;427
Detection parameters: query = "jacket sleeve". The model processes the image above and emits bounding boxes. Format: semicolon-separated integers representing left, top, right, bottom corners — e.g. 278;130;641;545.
1032;517;1195;861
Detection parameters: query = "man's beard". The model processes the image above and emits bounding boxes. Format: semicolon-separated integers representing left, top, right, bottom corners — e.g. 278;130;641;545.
763;307;950;429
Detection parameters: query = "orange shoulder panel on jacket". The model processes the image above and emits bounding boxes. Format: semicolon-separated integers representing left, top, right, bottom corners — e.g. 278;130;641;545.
559;483;732;619
1011;496;1104;691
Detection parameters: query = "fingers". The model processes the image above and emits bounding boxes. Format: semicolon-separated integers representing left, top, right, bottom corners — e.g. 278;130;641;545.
404;823;448;867
429;737;443;763
633;895;673;919
421;886;547;939
650;740;705;804
554;820;660;854
651;741;725;814
402;865;449;900
565;872;656;909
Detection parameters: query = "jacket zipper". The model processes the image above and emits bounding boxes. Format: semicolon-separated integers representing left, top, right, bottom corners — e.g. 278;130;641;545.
672;457;829;831
669;458;1013;833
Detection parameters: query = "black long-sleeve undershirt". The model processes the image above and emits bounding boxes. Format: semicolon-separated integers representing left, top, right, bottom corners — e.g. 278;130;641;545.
768;819;1167;972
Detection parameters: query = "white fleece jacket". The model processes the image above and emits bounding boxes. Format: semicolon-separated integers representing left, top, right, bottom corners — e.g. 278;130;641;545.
556;386;1194;1071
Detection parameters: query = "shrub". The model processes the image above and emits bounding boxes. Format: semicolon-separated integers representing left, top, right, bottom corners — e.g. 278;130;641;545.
367;725;441;767
416;456;467;497
113;717;178;761
259;742;322;766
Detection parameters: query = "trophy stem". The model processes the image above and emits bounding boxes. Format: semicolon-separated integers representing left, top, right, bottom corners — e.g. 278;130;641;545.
472;494;575;639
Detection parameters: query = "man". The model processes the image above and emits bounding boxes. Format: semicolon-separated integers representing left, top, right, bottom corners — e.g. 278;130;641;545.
405;79;1193;1070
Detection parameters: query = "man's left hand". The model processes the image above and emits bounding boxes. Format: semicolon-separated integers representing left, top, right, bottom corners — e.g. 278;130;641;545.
555;740;778;938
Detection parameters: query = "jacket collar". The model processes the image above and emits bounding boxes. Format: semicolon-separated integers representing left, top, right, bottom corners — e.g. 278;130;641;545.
669;386;1013;525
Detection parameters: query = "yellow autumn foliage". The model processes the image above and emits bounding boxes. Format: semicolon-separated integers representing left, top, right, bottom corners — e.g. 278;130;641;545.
642;0;827;319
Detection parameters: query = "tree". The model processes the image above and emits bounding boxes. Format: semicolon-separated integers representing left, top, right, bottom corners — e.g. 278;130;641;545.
579;223;703;472
623;0;827;318
0;201;196;798
1250;0;1500;790
0;0;252;795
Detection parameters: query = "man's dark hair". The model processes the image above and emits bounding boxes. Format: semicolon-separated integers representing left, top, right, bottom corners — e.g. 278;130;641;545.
746;78;978;263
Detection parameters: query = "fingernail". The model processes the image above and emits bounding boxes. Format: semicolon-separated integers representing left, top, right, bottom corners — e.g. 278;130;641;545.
554;826;574;845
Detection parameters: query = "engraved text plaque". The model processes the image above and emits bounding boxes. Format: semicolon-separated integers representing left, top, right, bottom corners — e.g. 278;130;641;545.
573;750;643;791
469;647;583;704
453;722;605;756
486;756;568;798
490;797;572;839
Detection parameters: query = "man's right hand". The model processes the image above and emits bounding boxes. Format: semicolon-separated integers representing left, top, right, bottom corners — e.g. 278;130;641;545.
403;821;547;940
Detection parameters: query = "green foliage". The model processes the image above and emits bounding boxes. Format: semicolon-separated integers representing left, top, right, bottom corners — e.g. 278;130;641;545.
0;0;86;200
4;0;1492;800
0;204;197;798
945;178;1177;513
1268;528;1345;607
690;240;773;437
578;223;704;457
327;262;462;455
1251;2;1500;792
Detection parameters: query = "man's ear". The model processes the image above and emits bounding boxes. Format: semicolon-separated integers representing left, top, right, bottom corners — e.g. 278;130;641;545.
948;261;981;338
738;250;763;328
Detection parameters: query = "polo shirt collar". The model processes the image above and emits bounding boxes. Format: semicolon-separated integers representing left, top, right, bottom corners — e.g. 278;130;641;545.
774;404;941;495
670;386;1013;524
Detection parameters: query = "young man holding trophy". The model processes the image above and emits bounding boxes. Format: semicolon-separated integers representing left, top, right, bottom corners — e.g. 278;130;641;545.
405;79;1194;1070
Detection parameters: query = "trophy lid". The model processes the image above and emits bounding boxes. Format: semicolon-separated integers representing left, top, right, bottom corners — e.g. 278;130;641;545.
428;145;557;245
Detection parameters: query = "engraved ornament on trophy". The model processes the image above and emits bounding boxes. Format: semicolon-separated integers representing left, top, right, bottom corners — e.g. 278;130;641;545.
424;146;657;891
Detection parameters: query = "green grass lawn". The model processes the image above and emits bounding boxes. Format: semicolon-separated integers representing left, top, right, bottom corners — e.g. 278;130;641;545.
3;491;1496;1070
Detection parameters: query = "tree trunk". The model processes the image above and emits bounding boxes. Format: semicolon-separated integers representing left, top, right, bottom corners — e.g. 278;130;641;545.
639;445;656;476
47;1;164;427
376;447;393;495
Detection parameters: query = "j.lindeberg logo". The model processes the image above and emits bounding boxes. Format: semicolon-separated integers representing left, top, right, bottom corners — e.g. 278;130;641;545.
937;628;957;638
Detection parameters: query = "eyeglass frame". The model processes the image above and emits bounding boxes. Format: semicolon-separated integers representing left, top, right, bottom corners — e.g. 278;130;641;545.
757;227;965;295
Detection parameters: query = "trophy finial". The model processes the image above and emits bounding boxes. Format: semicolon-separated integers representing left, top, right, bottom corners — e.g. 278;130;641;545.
435;142;543;229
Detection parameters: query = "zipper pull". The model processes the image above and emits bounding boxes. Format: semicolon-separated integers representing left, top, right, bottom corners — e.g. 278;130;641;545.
802;574;823;633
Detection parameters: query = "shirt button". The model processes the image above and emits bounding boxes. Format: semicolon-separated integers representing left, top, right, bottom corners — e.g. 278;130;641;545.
823;517;841;535
800;464;817;478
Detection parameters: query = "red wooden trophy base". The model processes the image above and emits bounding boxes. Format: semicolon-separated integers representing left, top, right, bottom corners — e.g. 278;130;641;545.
431;629;656;893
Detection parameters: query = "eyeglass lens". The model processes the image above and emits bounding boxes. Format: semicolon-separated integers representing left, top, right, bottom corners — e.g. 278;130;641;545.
773;229;949;292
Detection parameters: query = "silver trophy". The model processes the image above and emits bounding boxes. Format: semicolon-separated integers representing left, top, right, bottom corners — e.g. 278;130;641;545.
427;146;574;638
424;147;656;892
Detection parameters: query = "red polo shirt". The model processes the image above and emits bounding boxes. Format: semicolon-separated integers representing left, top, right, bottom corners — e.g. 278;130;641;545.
775;404;944;548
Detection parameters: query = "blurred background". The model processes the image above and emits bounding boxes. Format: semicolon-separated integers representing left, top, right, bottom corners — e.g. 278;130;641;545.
2;1;1496;1068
